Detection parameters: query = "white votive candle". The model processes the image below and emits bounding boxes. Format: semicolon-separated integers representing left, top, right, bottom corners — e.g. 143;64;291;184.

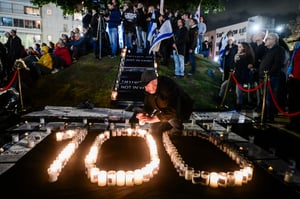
200;171;210;186
116;170;126;186
234;171;243;186
107;170;116;186
28;139;35;148
56;132;64;141
46;127;51;134
125;171;134;186
98;170;107;186
142;166;152;182
134;169;143;185
47;168;58;182
241;168;249;183
185;166;194;181
218;172;227;187
40;118;45;125
90;167;99;183
209;172;219;188
226;172;235;187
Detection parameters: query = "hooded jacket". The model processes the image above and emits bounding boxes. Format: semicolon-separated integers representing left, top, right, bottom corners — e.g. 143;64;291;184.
37;46;53;70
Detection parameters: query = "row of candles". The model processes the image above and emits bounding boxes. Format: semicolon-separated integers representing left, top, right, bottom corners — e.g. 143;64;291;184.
162;130;254;188
84;128;160;186
47;128;88;182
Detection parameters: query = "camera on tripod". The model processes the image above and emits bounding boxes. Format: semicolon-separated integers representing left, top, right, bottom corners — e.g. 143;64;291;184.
93;0;107;14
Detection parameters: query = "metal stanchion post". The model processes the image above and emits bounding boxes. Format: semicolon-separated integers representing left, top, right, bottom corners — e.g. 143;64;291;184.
220;70;233;109
17;68;26;112
98;14;102;60
260;71;268;126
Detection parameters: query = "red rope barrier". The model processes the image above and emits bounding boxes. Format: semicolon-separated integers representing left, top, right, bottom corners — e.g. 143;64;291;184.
230;71;300;117
267;80;300;117
0;70;18;92
230;72;264;92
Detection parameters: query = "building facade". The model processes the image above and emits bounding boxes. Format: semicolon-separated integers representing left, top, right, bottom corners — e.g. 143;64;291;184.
206;16;275;62
0;0;41;48
0;0;82;48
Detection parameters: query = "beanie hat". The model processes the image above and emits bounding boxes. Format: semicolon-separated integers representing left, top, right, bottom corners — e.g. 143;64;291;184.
140;69;158;87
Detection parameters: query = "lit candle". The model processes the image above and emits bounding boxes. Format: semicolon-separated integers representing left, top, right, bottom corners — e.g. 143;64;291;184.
209;172;219;188
47;167;58;182
56;132;64;141
226;172;235;187
83;118;87;124
142;166;151;182
241;168;249;183
245;165;253;181
185;166;194;181
200;171;210;185
134;169;143;185
98;170;107;186
116;170;126;186
104;130;110;139
117;129;122;136
234;171;243;186
218;172;227;187
48;160;61;182
192;170;201;184
107;170;116;186
90;168;99;183
125;171;134;186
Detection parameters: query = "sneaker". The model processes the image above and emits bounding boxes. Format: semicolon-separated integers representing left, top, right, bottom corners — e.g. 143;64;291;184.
188;72;193;76
51;68;59;74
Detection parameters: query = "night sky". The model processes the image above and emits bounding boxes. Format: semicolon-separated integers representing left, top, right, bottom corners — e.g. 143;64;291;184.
204;0;300;30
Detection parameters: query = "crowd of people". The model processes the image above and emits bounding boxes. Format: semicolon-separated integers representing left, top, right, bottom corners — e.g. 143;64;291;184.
217;29;300;130
1;0;299;130
0;0;213;84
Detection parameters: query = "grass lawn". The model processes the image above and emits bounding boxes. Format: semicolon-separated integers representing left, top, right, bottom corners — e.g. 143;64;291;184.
22;52;230;112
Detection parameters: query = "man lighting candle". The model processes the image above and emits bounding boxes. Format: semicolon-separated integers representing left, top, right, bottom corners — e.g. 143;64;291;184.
136;69;194;135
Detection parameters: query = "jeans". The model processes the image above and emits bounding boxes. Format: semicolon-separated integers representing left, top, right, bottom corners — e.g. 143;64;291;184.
136;26;147;52
265;76;279;120
197;34;204;53
173;50;185;76
108;27;119;56
124;32;133;50
235;85;243;106
188;51;196;73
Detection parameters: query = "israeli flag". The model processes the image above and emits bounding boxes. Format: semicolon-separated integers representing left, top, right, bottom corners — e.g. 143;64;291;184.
149;19;173;54
147;21;157;44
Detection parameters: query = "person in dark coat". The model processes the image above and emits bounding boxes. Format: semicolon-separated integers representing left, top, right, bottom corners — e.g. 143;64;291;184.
172;18;188;78
136;69;194;135
258;33;286;122
5;29;23;79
